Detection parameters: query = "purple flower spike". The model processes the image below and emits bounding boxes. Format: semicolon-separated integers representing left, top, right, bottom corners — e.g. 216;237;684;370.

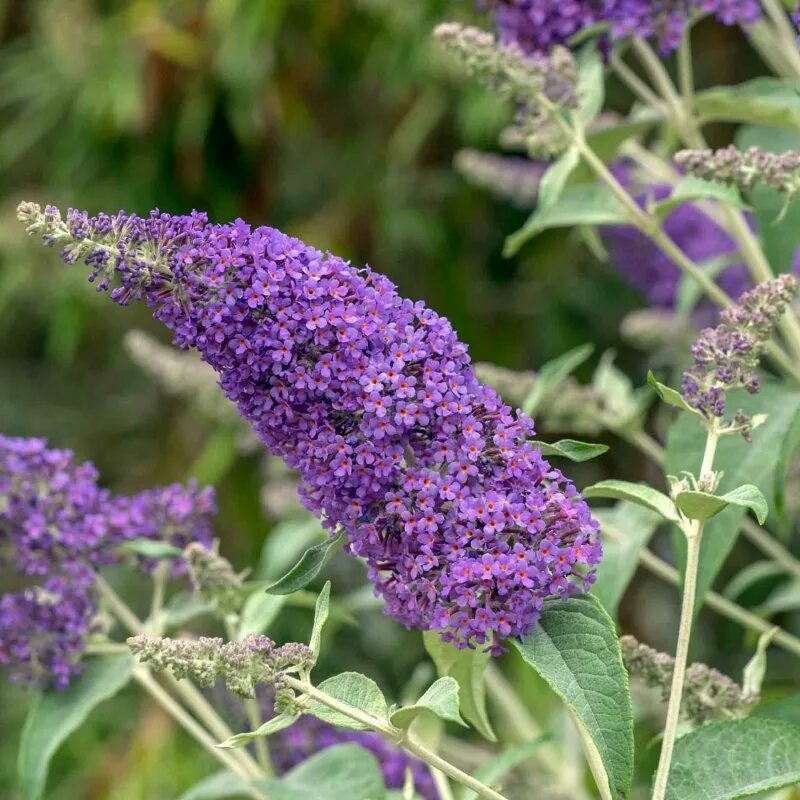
18;202;602;653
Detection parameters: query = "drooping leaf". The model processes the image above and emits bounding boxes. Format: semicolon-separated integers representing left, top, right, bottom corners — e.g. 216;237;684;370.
674;484;769;525
457;737;551;800
390;677;466;729
306;672;388;731
504;184;626;256
583;479;678;523
666;382;800;614
308;581;331;659
695;78;800;132
18;655;134;800
742;628;779;701
665;718;800;800
522;343;594;416
422;632;496;741
255;743;386;800
591;503;662;618
176;770;252;800
266;530;345;595
511;595;633;800
531;439;609;462
217;713;300;749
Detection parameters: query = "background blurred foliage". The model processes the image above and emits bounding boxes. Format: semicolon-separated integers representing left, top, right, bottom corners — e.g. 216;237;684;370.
0;1;788;798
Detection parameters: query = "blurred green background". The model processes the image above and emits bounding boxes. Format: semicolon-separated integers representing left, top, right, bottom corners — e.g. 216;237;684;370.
1;2;796;798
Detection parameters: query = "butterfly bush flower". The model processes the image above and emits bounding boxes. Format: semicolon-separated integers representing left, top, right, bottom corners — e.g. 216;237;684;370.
18;202;601;654
682;274;800;434
0;434;215;687
270;714;439;800
486;0;763;55
675;146;800;199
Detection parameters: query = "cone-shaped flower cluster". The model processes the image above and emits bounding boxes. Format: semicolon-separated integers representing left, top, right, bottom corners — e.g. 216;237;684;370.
682;275;800;431
18;202;601;653
0;434;215;687
487;0;765;55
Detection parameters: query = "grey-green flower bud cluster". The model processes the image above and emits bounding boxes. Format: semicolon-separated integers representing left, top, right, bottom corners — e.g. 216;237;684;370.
675;145;800;198
128;633;313;702
434;22;576;157
184;543;245;617
621;635;755;725
453;149;543;208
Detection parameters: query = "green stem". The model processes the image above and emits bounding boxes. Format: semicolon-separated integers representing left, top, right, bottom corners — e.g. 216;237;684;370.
567;708;612;800
285;677;510;800
651;525;703;800
133;668;268;799
760;0;800;76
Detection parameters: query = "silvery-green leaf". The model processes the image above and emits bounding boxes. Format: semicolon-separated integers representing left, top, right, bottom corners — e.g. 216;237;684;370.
18;655;134;800
538;147;580;210
583;479;678;523
308;581;331;659
217;714;299;749
511;595;633;800
532;439;608;462
675;484;769;525
307;672;388;730
647;372;699;415
665;718;800;799
390;677;465;729
650;175;749;219
239;591;287;637
266;530;345;595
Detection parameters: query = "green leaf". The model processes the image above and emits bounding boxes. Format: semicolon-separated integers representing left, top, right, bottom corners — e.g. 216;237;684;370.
742;627;779;701
307;672;388;730
253;517;326;582
255;743;386;800
759;578;800;616
538;147;580;210
753;692;800;725
511;595;634;800
504;184;626;256
723;560;793;601
422;632;496;741
650;175;749;219
308;581;331;659
121;538;183;560
18;655;134;800
773;404;800;540
266;530;345;595
675;484;769;525
591;503;662;618
666;382;800;613
390;677;466;729
646;372;699;415
239;591;287;637
583;479;678;523
522;343;594;416
665;718;800;800
696;78;800;132
457;737;551;800
217;714;299;749
176;770;251;800
575;44;605;126
531;439;608;462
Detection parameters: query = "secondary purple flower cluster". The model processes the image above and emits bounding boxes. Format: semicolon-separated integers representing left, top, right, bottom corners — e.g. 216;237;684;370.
19;202;602;653
602;181;752;313
488;0;763;55
682;274;800;426
0;434;214;688
271;714;439;800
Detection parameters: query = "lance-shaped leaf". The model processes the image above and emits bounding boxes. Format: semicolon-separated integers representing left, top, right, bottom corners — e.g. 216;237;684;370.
646;372;700;416
583;479;678;523
217;713;299;749
531;439;608;462
307;672;388;731
538;147;580;210
511;595;634;800
266;529;345;595
674;484;768;525
390;677;466;729
665;718;800;800
308;581;331;659
18;655;134;800
423;632;496;741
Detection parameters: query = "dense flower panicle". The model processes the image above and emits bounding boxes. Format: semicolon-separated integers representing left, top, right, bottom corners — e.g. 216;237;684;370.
602;180;753;313
270;714;439;800
435;23;577;157
675;146;800;199
487;0;763;55
0;434;215;687
19;202;602;653
682;275;800;427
